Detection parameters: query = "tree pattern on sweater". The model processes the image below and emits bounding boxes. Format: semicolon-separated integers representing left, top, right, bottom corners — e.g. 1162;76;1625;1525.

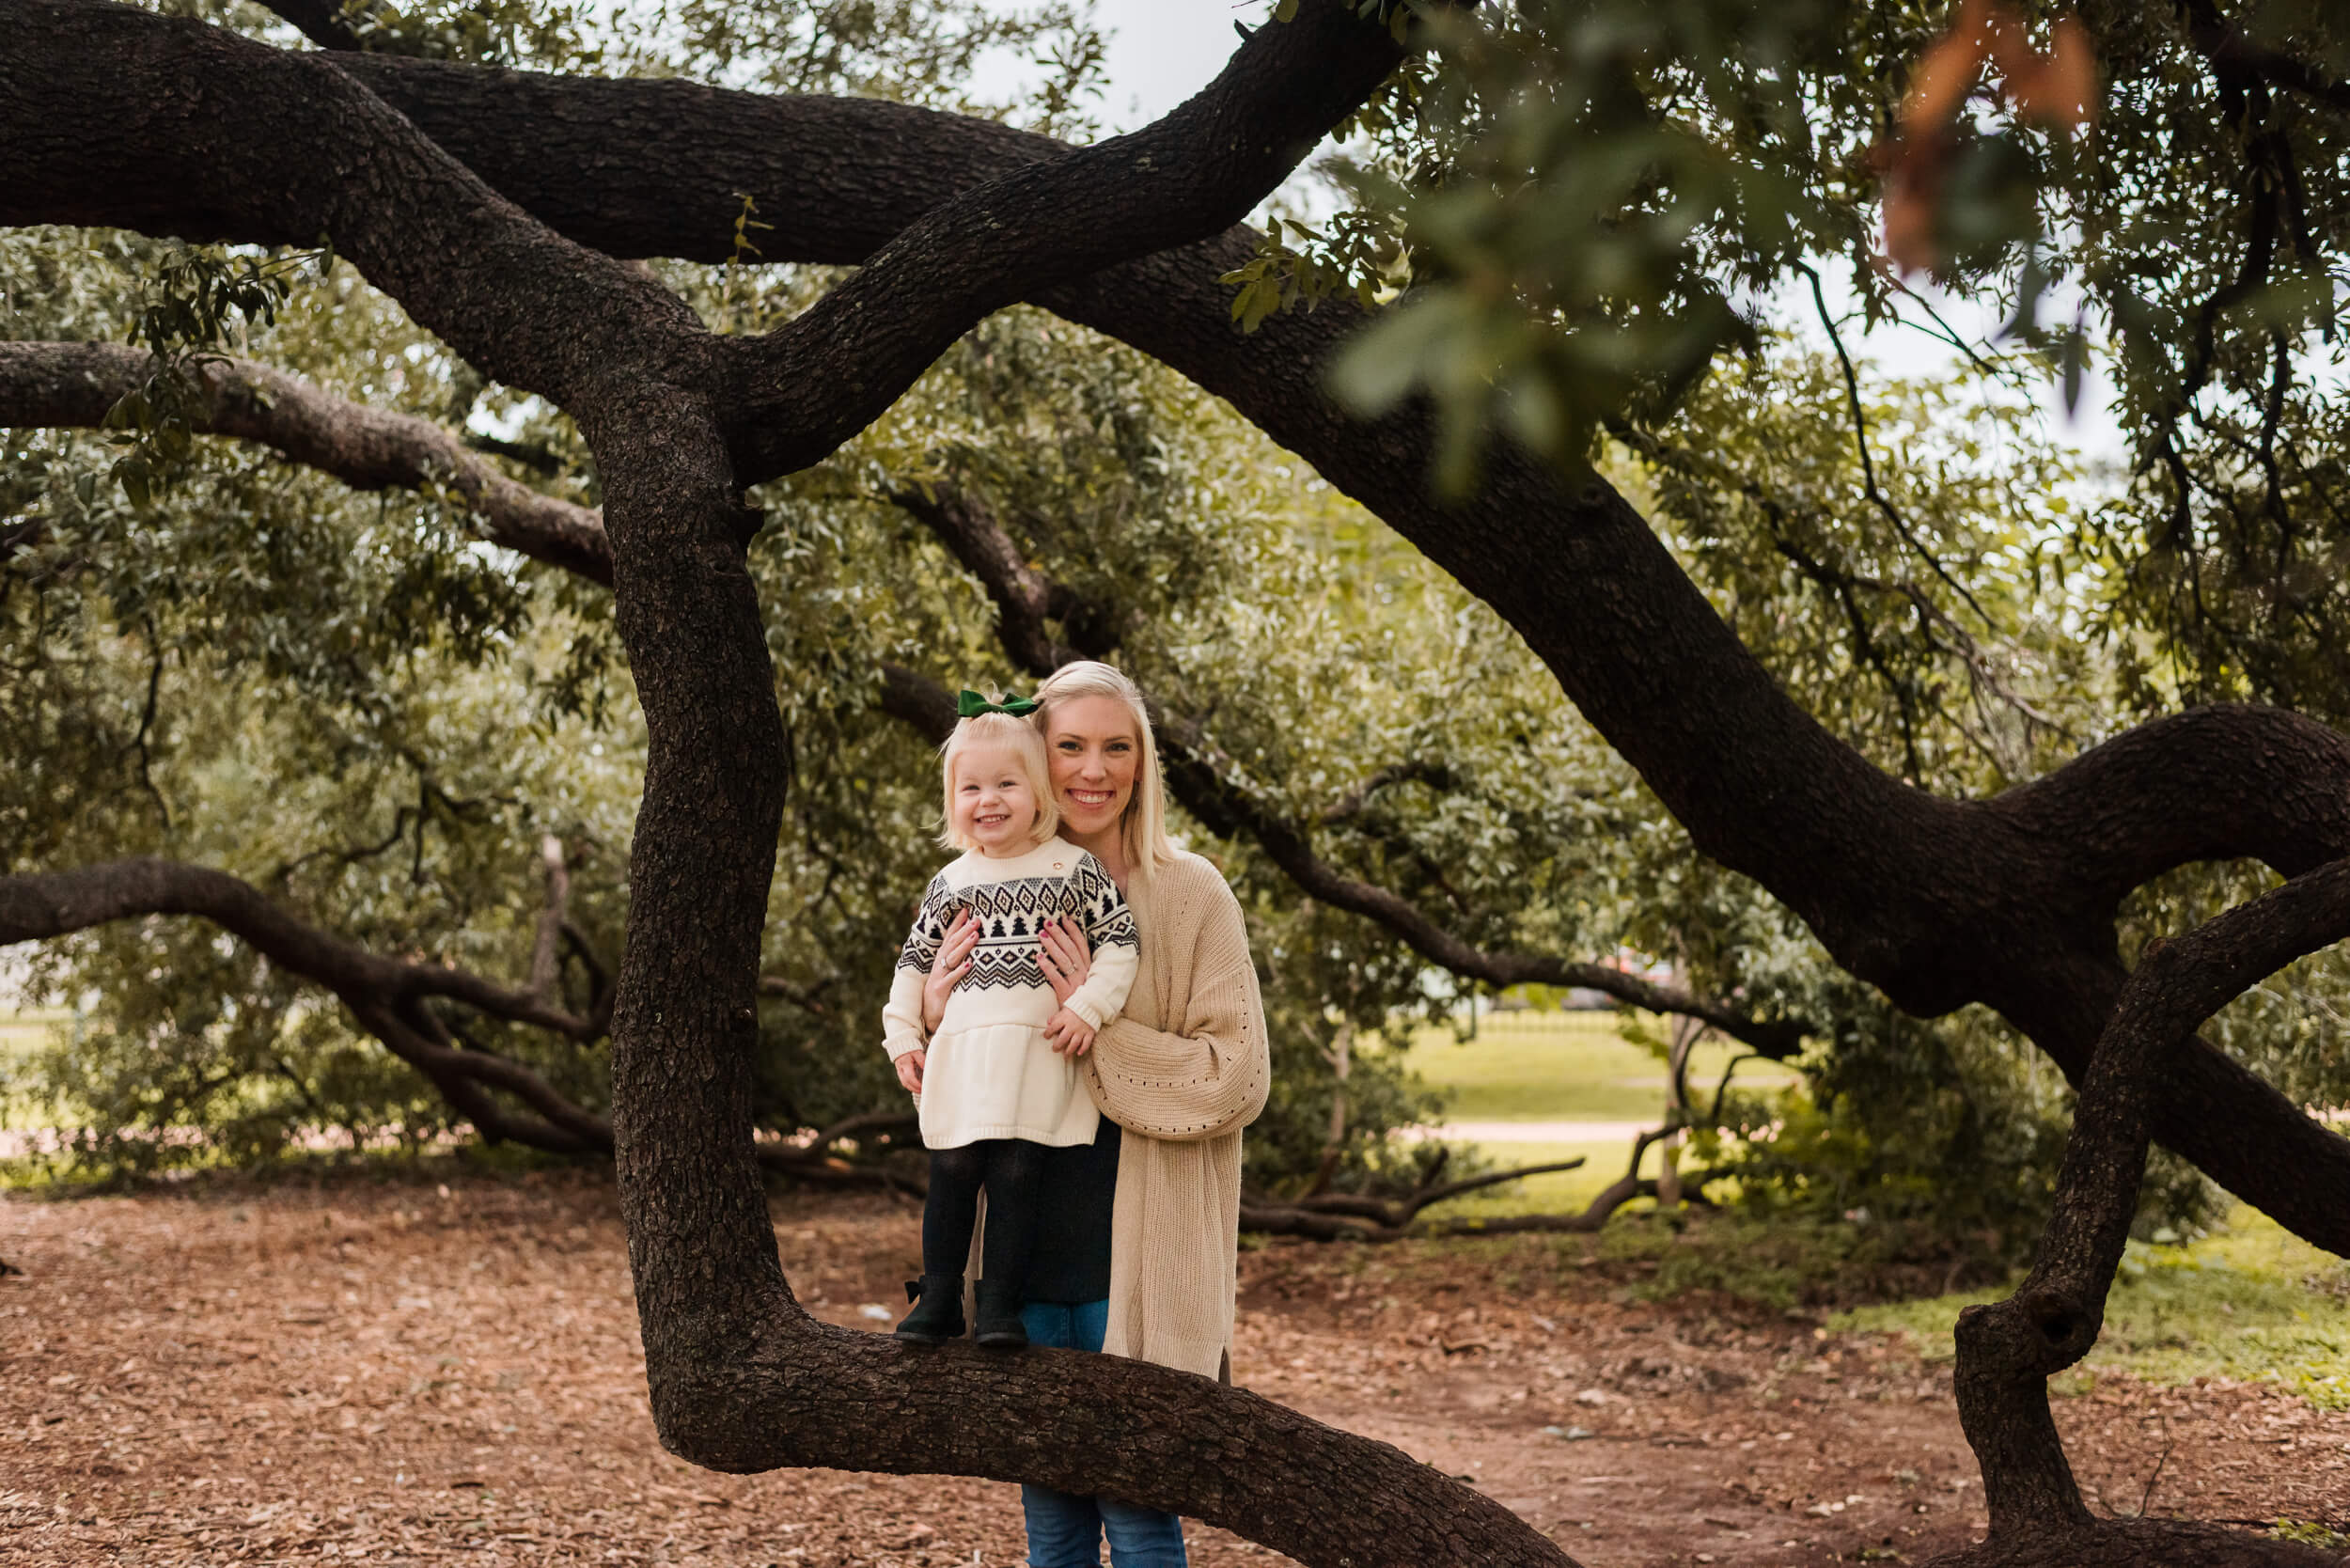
893;851;1137;994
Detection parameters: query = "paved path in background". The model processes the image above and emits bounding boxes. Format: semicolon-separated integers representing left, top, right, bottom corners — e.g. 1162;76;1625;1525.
1402;1120;1654;1143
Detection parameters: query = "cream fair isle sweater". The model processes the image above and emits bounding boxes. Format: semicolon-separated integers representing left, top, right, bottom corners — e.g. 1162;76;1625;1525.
1080;850;1271;1382
881;839;1138;1150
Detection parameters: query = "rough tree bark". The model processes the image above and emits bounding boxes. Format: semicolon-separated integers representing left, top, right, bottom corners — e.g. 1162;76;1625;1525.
18;29;2341;1253
1924;861;2350;1568
0;2;1586;1562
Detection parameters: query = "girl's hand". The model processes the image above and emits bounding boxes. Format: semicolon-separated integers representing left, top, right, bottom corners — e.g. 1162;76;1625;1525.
894;1048;925;1095
921;911;978;1033
1043;1008;1096;1058
1037;915;1092;1005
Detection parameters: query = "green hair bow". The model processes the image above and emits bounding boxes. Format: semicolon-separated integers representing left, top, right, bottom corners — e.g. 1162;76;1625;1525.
957;689;1041;718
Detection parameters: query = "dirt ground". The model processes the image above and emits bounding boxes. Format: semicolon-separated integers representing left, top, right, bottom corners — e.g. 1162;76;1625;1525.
4;1168;2345;1567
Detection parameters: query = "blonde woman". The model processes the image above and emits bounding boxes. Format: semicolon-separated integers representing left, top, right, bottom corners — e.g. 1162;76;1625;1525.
915;661;1270;1568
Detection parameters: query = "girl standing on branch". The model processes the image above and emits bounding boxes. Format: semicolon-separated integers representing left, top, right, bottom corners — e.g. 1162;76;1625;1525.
882;694;1139;1348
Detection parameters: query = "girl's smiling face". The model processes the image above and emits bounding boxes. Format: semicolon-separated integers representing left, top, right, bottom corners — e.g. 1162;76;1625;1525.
1044;695;1139;846
949;740;1042;856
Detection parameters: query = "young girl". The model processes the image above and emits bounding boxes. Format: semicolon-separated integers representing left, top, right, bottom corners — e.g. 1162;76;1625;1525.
882;697;1139;1347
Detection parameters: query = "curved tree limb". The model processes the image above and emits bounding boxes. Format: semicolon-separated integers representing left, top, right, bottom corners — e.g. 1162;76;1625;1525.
0;857;599;1037
0;340;615;584
2178;0;2350;117
0;0;710;421
1940;857;2350;1565
254;0;366;52
0;856;915;1189
714;1;1419;487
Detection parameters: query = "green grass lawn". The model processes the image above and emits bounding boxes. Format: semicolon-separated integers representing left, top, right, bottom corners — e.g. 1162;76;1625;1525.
1396;1006;1801;1123
1833;1209;2350;1409
1383;1007;1801;1221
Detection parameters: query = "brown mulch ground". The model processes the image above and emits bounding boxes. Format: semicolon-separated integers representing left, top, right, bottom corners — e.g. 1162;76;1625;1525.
3;1167;2345;1567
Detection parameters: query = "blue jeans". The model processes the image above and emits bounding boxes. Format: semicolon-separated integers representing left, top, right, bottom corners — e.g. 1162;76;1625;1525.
1018;1300;1188;1568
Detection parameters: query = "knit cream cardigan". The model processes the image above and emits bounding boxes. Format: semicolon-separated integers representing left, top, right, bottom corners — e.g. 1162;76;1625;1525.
1080;850;1271;1381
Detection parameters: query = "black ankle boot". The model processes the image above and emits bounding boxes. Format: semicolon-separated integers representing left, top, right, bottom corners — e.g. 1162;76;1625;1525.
972;1279;1027;1349
895;1274;965;1343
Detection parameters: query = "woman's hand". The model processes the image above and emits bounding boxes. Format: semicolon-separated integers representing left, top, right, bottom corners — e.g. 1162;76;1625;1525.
1037;915;1092;1005
921;911;978;1033
1043;1008;1097;1058
894;1048;925;1095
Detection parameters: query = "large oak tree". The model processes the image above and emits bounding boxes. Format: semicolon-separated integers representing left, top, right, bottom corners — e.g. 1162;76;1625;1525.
6;1;2350;1563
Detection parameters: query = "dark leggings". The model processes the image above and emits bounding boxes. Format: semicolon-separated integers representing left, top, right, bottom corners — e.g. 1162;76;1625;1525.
922;1137;1047;1288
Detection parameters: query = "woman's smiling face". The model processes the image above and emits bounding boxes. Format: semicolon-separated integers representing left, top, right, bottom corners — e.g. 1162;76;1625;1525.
1044;695;1139;846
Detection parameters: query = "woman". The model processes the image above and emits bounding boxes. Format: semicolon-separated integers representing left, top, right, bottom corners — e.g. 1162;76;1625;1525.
916;659;1269;1568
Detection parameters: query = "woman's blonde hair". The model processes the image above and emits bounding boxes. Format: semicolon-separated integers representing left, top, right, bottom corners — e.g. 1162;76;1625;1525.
1030;661;1176;884
937;711;1059;854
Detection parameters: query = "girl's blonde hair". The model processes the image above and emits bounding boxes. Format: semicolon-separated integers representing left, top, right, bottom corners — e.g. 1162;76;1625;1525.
937;711;1060;854
1030;661;1176;884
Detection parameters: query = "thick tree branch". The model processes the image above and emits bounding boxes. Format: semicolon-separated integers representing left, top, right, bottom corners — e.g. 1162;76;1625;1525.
0;857;597;1036
0;0;707;419
887;486;1096;669
719;0;1421;486
1940;858;2350;1565
0;340;614;584
2178;0;2350;116
0;856;908;1188
253;0;365;52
